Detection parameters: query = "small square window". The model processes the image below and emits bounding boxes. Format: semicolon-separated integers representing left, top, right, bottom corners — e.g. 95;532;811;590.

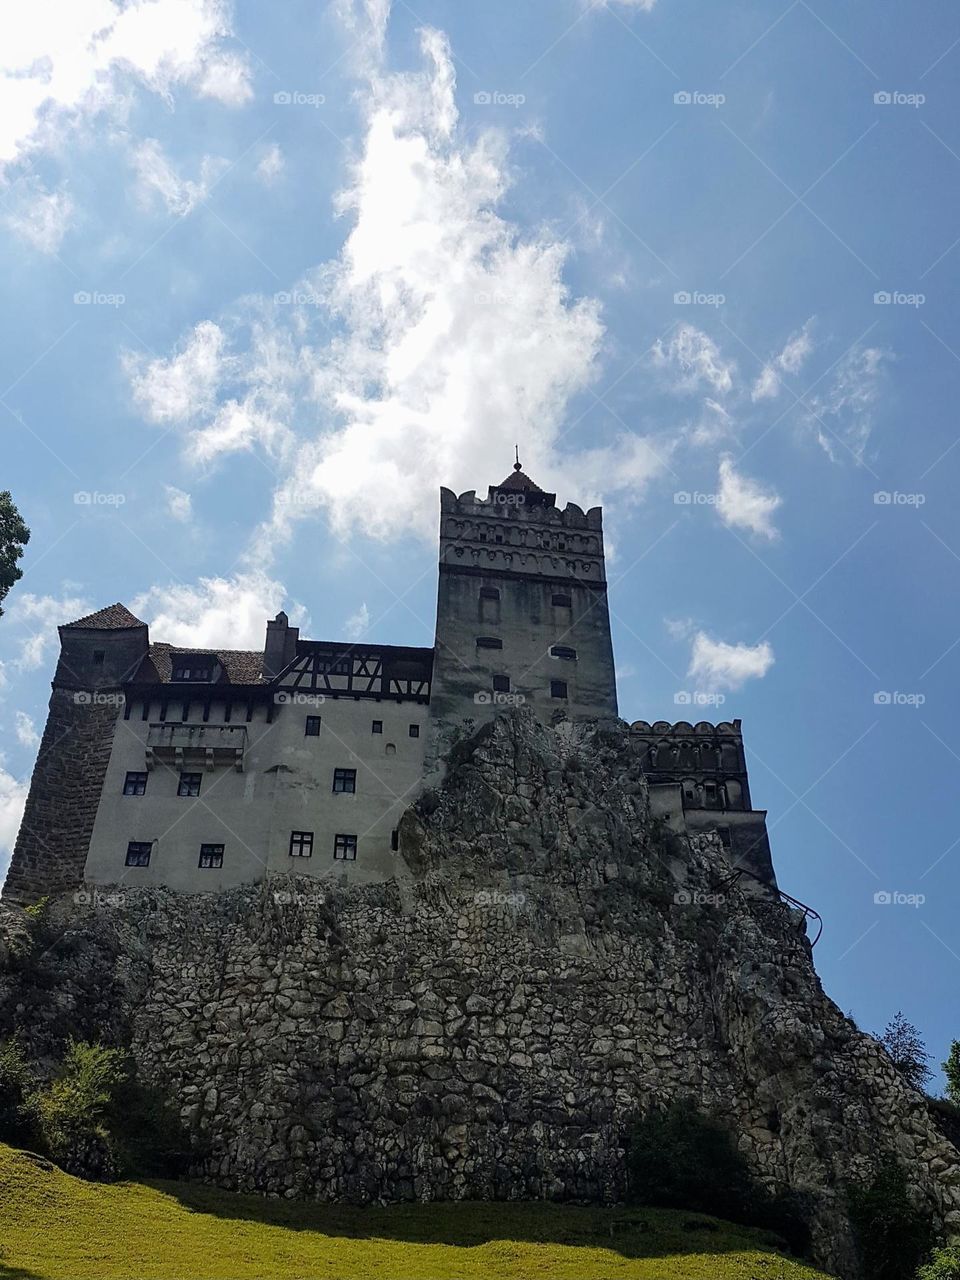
334;833;358;861
289;830;313;858
178;772;202;797
305;716;322;737
476;636;503;649
550;645;577;661
93;649;105;665
123;771;147;796
333;767;357;793
172;657;214;682
551;593;572;608
125;841;151;867
371;720;383;734
492;675;510;693
551;680;568;699
198;843;224;869
408;724;420;738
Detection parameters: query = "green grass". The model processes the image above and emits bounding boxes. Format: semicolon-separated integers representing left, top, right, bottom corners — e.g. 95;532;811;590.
0;1143;835;1280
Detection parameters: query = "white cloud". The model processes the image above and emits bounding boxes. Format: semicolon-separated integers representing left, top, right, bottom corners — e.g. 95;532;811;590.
131;138;226;216
5;591;91;672
127;320;226;423
752;319;815;402
652;324;736;395
806;345;888;463
664;616;695;640
164;485;193;522
0;759;28;874
14;712;39;750
131;571;304;649
5;180;74;253
130;18;666;547
716;456;781;540
688;631;774;691
0;0;251;170
343;603;370;640
255;142;284;185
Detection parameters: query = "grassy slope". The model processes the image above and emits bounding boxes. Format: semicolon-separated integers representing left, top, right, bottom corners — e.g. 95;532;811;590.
0;1144;835;1280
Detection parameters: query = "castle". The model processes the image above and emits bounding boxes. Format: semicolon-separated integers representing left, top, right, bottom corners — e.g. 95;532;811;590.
3;464;774;902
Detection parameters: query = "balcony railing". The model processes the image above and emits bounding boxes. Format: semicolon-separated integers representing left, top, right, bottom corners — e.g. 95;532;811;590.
145;723;247;772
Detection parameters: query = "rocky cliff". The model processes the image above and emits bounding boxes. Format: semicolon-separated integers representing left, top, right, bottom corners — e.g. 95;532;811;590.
1;710;958;1278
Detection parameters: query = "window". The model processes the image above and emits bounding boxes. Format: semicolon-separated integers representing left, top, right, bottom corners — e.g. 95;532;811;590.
492;675;510;693
93;649;105;665
717;826;732;850
334;833;358;861
550;645;577;661
198;843;224;869
479;587;500;601
552;593;572;608
408;724;420;738
305;716;321;737
289;831;313;858
178;772;202;797
551;680;568;699
125;841;151;867
333;767;357;794
371;720;383;734
476;636;503;649
391;829;399;851
123;771;147;796
171;656;214;681
317;654;351;675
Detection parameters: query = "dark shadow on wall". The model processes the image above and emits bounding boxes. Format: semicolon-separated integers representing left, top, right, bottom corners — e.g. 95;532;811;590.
151;1181;802;1264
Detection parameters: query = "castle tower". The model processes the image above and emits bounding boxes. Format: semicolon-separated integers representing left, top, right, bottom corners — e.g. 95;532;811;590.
429;462;618;733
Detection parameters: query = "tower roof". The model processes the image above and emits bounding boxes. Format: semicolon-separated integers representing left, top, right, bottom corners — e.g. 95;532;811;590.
495;468;544;493
62;603;146;630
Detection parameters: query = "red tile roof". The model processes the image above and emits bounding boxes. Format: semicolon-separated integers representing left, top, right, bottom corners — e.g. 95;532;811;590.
62;603;146;630
137;643;264;686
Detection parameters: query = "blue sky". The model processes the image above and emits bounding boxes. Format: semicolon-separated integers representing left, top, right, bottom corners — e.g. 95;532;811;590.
2;0;959;1084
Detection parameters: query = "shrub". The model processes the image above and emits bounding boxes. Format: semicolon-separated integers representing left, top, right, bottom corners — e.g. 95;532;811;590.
918;1245;960;1279
847;1158;933;1280
626;1098;809;1254
106;1072;194;1178
32;1039;126;1180
0;1038;39;1147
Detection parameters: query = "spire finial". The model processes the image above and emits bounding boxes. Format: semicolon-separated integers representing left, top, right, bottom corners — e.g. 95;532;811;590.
513;444;522;472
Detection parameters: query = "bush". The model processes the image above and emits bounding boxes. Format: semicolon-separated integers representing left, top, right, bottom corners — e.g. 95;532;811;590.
918;1245;960;1279
626;1098;809;1254
847;1158;933;1280
0;1039;39;1147
32;1039;126;1180
106;1071;194;1178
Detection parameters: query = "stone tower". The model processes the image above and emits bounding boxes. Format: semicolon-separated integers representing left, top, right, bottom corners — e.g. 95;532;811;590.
429;462;618;733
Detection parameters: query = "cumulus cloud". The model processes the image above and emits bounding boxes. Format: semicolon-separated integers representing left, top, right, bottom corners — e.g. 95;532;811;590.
14;712;39;750
806;345;888;463
5;591;91;672
688;631;774;691
716;456;781;540
128;15;666;546
255;142;284;185
131;138;226;216
652;324;736;396
164;485;193;522
131;571;304;649
4;180;74;253
752;319;815;402
0;0;251;171
127;320;227;424
343;603;370;640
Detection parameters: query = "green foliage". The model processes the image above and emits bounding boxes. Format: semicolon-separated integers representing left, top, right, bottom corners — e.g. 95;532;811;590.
918;1244;960;1279
23;895;50;927
880;1011;932;1091
847;1158;933;1280
0;490;29;618
943;1041;960;1107
105;1071;194;1177
32;1039;126;1177
626;1098;809;1255
0;1039;38;1147
927;1096;960;1149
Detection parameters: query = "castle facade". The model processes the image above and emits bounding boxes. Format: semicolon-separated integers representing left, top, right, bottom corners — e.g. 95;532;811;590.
3;466;774;902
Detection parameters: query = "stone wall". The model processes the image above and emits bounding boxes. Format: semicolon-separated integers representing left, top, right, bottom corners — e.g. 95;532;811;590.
3;688;121;904
1;710;958;1279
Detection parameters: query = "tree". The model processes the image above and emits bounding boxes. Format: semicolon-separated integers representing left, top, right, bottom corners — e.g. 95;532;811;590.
943;1040;960;1106
0;491;29;617
880;1011;932;1091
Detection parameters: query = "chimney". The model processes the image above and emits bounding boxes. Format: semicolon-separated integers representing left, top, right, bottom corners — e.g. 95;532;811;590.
263;611;298;678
